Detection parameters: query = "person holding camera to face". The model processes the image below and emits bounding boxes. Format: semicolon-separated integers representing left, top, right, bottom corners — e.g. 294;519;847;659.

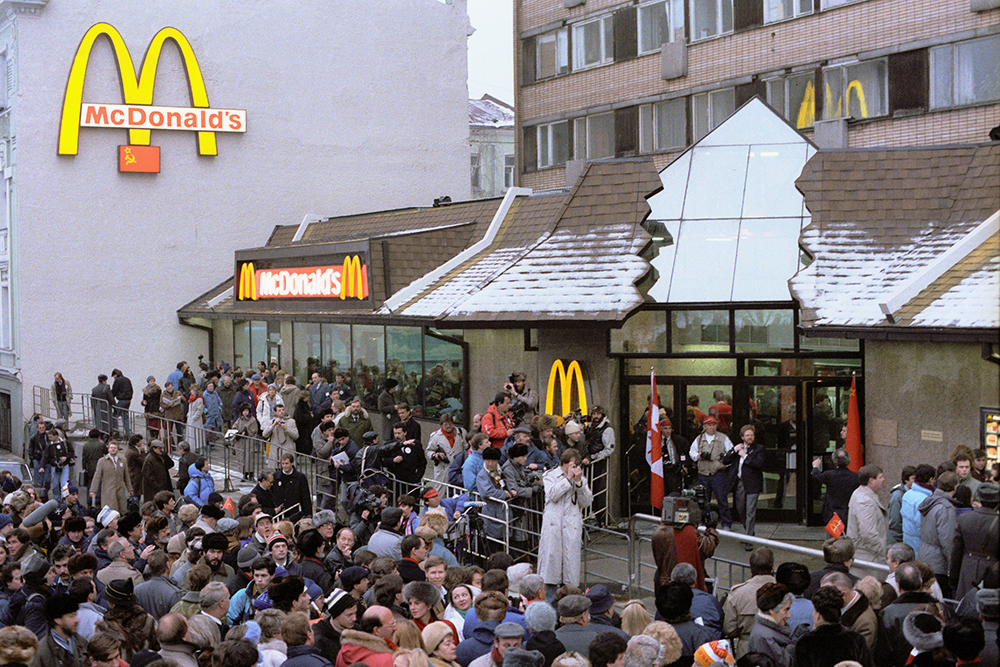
538;448;593;596
503;372;538;426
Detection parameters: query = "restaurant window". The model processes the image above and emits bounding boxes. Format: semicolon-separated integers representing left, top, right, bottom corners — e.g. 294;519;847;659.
574;112;615;160
823;59;888;120
672;310;730;353
423;332;464;421
692;88;735;141
292;322;322;382
764;0;812;23
352;325;385;411
734;310;795;353
766;71;816;129
930;36;1000;109
537;121;570;168
572;14;614;70
690;0;733;41
386;326;423;410
639;98;687;152
536;28;569;79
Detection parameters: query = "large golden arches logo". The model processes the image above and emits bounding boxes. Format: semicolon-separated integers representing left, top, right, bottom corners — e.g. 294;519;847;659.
238;262;257;301
58;23;216;156
545;360;588;417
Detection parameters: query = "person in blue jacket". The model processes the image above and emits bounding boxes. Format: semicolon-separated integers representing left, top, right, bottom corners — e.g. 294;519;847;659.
900;463;937;554
184;458;215;507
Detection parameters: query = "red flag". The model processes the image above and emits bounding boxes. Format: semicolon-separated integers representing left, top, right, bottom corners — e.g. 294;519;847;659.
645;370;664;508
119;145;160;173
825;512;845;538
845;376;863;472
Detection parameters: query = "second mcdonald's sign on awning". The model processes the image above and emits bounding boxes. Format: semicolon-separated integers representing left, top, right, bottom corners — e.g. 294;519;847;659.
237;256;369;301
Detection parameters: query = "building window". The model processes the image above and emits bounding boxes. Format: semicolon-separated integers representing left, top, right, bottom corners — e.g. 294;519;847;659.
823;59;888;120
640;98;687;152
638;0;685;53
470;153;481;190
820;0;860;8
537;121;570;168
0;269;9;350
766;71;816;129
572;15;613;71
573;112;615;160
536;28;569;79
764;0;812;23
692;88;735;140
930;36;1000;109
504;155;515;189
690;0;733;41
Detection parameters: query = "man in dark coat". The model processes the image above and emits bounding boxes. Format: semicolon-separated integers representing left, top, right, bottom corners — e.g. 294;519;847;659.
810;448;859;525
124;437;144;503
876;561;938;667
314;590;357;661
176;442;199;493
278;610;334;667
659;418;690;496
140;440;172;502
248;472;278;516
110;368;134;438
90;375;115;437
951;482;999;599
30;595;88;667
804;537;858;599
274;452;312;522
80;430;107;503
725;424;765;541
794;585;872;667
384;422;426;487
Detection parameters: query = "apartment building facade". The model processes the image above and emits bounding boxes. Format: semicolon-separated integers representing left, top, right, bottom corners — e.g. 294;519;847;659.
514;0;1000;190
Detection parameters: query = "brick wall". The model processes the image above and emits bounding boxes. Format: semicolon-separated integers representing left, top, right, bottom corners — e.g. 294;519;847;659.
515;0;1000;188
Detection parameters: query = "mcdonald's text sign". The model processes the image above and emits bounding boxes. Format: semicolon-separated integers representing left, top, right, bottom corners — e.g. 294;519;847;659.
237;257;369;302
545;360;588;417
58;23;247;172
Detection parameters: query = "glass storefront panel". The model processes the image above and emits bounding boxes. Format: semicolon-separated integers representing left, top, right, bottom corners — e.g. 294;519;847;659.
685;383;735;439
734;309;795;353
671;310;730;353
322;324;352;381
748;383;798;514
611;310;667;353
799;336;860;352
292;322;322;382
249;321;267;370
626;357;738;376
747;358;862;377
624;381;676;516
233;320;250;371
386;326;423;410
353;325;385;411
424;334;464;421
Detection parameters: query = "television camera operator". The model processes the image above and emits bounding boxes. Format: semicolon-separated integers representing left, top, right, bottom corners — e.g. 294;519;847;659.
652;487;720;592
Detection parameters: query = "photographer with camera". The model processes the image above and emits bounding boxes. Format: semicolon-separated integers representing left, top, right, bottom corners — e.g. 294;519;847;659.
483;392;515;450
503;372;538;426
427;413;468;487
688;416;734;530
348;483;388;545
538;448;592;593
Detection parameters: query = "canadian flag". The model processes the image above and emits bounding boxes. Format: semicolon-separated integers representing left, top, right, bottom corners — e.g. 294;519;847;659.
645;370;664;509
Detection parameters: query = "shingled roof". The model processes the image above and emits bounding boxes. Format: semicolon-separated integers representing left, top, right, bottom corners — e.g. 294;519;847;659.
180;158;661;326
790;143;1000;341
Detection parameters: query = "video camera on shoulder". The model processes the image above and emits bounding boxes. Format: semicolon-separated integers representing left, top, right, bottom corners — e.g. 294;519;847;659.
662;485;716;527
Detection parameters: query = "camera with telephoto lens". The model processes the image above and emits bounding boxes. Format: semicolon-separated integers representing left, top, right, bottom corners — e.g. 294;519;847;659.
353;488;383;522
504;374;529;426
661;484;714;526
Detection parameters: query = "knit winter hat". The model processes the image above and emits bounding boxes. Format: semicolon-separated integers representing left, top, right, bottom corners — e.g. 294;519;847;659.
563;421;583;436
324;588;357;619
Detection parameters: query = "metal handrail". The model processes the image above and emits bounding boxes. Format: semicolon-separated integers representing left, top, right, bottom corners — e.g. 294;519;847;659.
627;512;890;598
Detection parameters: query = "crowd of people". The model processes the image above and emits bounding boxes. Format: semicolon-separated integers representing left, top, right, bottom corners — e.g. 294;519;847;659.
12;364;997;667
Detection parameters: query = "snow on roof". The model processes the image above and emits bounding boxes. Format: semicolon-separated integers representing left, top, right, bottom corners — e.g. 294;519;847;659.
469;94;515;128
790;144;1000;336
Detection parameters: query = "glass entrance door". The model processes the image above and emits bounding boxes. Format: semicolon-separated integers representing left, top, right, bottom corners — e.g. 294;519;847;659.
748;382;800;522
804;379;856;525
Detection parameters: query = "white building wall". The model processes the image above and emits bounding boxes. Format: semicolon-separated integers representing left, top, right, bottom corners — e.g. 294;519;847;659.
3;0;471;439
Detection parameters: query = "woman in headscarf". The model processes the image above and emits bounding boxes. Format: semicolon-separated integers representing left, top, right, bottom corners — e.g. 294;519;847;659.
232;404;259;481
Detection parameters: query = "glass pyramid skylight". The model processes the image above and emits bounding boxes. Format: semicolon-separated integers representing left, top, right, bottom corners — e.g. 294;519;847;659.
644;98;816;303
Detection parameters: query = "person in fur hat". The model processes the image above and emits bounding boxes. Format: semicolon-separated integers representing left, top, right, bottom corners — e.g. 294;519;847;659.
903;611;953;667
404;580;459;642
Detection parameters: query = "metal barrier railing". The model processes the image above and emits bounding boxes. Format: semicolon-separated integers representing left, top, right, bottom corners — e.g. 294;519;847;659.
627;513;890;598
31;385;338;504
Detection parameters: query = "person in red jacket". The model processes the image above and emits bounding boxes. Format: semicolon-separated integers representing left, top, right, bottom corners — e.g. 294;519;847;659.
336;605;397;667
482;393;514;449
